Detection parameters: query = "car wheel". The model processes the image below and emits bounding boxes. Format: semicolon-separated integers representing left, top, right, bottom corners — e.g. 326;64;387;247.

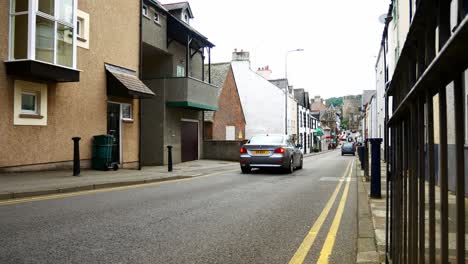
297;156;303;170
287;157;294;174
241;166;251;174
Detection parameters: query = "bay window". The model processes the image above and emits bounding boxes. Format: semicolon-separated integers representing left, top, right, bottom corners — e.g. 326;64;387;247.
9;0;77;68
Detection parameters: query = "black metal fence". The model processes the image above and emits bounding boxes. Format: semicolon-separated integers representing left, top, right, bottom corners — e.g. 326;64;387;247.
385;1;467;263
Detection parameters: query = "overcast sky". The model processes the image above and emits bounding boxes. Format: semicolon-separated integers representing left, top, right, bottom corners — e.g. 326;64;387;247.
164;0;391;99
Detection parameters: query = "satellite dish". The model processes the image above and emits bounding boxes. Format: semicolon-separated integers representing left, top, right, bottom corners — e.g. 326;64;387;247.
378;14;387;24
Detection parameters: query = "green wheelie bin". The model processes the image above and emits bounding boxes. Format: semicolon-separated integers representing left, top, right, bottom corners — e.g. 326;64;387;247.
92;134;117;171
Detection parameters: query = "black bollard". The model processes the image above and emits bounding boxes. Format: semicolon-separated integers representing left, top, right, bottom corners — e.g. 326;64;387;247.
167;145;173;172
72;137;81;176
364;140;370;180
369;138;383;198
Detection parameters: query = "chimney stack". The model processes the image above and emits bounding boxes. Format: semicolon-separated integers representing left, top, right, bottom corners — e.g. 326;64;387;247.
256;65;272;80
232;49;250;62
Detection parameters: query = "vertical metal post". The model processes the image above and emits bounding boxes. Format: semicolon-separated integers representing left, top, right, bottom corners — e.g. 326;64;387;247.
167;145;173;172
201;48;205;82
403;120;408;264
208;48;211;84
426;90;436;264
418;96;426;264
72;137;81;176
454;73;465;264
186;36;191;78
439;86;449;263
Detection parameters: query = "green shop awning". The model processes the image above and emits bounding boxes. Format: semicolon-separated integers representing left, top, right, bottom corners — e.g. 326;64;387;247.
315;127;324;136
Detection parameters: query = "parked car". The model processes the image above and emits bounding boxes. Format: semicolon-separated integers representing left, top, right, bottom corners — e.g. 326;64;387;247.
239;134;303;174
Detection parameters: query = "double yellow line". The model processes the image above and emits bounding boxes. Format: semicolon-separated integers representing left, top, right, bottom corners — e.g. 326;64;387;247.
289;159;354;264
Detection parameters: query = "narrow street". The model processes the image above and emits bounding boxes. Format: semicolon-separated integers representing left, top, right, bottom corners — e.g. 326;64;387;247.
0;151;357;264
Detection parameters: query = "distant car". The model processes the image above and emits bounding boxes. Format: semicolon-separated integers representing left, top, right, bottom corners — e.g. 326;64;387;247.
240;134;303;174
341;141;356;156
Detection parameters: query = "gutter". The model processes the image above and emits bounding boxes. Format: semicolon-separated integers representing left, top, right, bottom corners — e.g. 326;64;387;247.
138;0;143;170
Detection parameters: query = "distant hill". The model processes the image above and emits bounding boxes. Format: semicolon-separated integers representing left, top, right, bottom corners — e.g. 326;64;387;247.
325;97;343;107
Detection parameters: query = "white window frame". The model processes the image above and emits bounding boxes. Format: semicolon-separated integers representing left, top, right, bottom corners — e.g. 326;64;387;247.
142;5;149;18
153;11;160;24
20;91;39;114
8;0;77;69
121;103;133;121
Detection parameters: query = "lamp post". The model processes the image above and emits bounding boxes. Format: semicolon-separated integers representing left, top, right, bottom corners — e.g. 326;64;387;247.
285;48;304;135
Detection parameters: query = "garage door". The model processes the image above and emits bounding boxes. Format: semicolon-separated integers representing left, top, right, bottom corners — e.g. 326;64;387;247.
181;121;198;162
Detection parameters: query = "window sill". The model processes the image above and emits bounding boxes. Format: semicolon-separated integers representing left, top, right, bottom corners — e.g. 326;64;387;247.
122;118;134;123
20;113;44;119
77;36;87;42
143;14;151;20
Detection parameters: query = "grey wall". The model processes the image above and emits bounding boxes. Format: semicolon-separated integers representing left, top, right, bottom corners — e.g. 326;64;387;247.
142;9;167;52
141;79;166;165
168;41;204;80
164;108;203;164
203;140;243;161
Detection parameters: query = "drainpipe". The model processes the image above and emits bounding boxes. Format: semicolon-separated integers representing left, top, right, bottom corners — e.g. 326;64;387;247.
138;0;143;170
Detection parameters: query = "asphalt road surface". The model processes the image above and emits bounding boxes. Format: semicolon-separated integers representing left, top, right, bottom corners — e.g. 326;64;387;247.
0;151;358;264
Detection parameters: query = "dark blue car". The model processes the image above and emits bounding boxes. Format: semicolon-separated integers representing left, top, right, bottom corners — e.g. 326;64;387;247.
341;142;355;156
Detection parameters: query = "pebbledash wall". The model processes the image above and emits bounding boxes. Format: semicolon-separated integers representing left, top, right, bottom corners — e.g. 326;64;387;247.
0;0;141;171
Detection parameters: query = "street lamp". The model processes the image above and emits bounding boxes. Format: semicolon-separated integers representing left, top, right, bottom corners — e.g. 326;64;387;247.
284;48;304;135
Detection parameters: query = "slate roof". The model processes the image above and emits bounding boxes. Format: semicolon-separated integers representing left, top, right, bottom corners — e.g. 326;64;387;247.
362;90;376;105
294;88;305;107
105;64;155;97
163;2;194;18
203;63;231;122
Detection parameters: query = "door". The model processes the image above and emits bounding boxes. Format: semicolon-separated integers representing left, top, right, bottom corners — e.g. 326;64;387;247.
181;121;198;162
107;103;121;163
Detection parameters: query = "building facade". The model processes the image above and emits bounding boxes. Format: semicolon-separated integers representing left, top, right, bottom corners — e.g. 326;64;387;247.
229;51;286;139
1;0;154;172
203;63;246;141
141;1;218;165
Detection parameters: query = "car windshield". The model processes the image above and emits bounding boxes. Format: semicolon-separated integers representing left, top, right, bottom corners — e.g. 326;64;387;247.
248;135;284;145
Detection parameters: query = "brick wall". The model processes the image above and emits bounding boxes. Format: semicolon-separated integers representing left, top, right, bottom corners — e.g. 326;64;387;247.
210;66;246;140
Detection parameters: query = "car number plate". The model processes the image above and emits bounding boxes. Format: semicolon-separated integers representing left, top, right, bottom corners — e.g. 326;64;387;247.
252;150;270;155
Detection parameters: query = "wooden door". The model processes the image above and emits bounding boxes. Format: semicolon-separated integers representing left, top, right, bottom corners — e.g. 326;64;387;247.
181;121;198;162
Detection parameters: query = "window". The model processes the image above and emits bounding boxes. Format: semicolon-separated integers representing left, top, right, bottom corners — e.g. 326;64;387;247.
121;103;133;121
153;12;160;24
142;5;148;17
76;18;82;37
9;0;77;68
21;91;38;114
76;10;89;49
177;65;185;77
14;80;48;126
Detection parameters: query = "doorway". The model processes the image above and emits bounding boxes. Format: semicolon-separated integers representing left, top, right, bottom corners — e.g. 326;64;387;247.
107;102;121;164
181;121;199;162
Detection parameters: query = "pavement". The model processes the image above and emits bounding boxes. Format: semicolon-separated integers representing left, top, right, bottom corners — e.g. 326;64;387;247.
0;150;356;264
355;157;387;264
0;150;331;201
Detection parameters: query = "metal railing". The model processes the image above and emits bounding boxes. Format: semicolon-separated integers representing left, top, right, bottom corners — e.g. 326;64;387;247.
385;1;467;263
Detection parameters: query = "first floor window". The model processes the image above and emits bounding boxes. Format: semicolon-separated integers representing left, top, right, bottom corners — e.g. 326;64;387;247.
154;12;160;24
142;5;148;17
21;91;38;114
122;103;133;120
9;0;76;67
177;65;185;77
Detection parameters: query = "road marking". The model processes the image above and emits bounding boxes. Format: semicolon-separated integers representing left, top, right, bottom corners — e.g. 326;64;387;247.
316;160;354;263
288;161;352;264
0;168;240;206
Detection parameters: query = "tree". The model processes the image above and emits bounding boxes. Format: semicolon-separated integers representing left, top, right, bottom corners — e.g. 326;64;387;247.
325;97;343;108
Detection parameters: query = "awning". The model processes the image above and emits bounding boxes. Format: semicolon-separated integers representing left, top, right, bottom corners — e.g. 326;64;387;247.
315;127;324;136
105;64;155;98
